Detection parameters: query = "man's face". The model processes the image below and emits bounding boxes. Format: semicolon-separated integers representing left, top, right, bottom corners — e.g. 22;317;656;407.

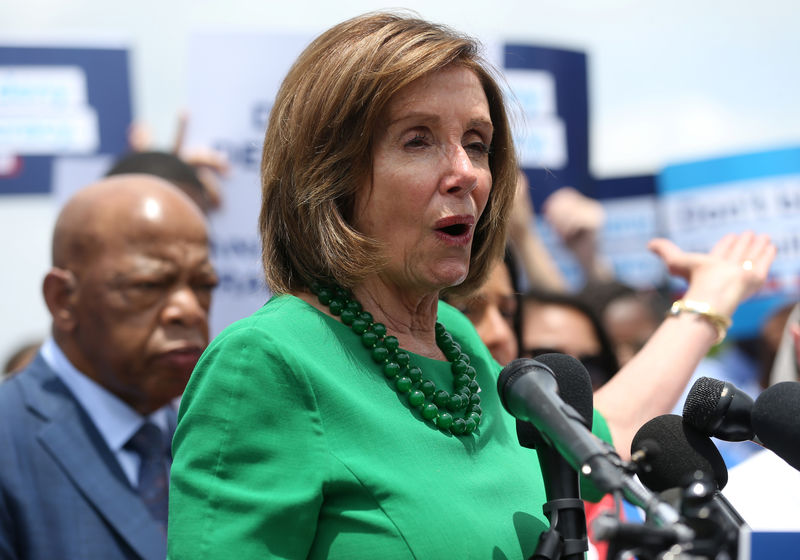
71;213;217;414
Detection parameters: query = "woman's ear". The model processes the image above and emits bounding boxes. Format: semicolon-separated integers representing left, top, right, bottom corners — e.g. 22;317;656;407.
43;268;79;332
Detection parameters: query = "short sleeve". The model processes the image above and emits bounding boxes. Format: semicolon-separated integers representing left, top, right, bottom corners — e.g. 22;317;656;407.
167;322;328;559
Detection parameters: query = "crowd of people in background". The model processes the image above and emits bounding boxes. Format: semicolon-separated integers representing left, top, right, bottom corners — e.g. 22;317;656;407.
0;10;797;560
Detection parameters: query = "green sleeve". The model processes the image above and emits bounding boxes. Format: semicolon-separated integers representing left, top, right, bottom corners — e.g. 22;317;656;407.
167;322;325;559
580;409;614;503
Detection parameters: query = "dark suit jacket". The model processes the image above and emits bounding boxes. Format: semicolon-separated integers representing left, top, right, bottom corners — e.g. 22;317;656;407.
0;353;168;560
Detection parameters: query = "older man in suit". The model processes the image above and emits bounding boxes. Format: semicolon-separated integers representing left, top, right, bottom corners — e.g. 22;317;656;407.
0;175;218;559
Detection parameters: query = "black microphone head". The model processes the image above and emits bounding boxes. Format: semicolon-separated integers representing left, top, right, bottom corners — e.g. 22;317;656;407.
497;358;555;415
683;377;727;432
752;382;800;471
534;352;594;429
683;376;755;441
631;414;728;492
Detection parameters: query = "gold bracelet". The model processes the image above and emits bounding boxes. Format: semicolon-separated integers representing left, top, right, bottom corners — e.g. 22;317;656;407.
666;299;732;345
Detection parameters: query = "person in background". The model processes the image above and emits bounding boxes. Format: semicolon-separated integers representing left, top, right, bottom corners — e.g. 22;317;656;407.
446;249;521;366
724;301;800;530
113;112;230;215
519;289;619;390
106;151;220;215
516;288;621;560
578;280;669;368
0;175;217;560
757;300;797;388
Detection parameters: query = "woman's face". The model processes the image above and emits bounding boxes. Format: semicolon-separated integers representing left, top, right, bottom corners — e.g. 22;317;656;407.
353;65;493;296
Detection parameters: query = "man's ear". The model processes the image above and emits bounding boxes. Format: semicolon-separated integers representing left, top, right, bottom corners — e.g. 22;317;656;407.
43;268;79;332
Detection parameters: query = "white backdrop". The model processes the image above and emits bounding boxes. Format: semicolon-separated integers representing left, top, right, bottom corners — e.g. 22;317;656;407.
2;0;800;364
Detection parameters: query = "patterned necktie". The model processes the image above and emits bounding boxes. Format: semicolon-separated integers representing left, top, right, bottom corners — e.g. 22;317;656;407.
125;421;170;531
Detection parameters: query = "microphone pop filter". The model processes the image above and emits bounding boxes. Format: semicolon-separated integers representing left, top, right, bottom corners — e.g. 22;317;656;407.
751;381;800;471
509;354;594;449
631;414;728;492
535;352;593;428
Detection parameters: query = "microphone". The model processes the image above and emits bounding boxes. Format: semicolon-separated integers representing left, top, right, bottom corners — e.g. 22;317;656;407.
632;414;728;492
537;353;594;429
498;358;619;488
631;414;746;538
682;376;760;444
516;352;594;449
751;381;800;471
516;353;593;560
498;358;686;529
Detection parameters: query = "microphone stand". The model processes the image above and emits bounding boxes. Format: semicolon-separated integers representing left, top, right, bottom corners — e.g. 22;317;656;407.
519;421;588;560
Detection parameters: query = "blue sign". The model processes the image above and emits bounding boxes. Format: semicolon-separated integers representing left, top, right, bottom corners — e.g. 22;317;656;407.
503;44;589;209
741;530;800;560
0;46;132;194
658;146;800;338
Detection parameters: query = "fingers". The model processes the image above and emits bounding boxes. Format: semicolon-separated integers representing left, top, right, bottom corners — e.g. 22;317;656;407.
709;231;775;276
182;147;230;175
721;230;756;263
652;232;777;317
543;187;604;240
172;111;189;154
648;237;698;278
708;232;738;258
127;122;153;152
745;233;776;277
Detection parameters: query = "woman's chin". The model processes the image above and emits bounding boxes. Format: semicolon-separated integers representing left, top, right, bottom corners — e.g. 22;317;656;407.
383;259;470;294
431;266;469;291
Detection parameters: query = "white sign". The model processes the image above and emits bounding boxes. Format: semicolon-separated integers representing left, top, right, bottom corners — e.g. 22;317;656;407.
186;32;312;336
0;66;99;154
504;69;567;169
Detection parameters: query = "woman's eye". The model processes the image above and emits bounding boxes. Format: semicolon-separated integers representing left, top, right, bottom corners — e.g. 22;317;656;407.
404;133;429;148
465;141;490;157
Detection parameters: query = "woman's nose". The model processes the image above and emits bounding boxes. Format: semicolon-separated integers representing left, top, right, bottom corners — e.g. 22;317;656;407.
441;144;479;196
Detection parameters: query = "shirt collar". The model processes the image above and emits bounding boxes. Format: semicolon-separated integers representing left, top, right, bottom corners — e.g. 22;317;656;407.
41;337;172;452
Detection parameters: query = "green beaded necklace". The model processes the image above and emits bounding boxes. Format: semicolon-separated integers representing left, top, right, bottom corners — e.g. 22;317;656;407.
311;282;482;436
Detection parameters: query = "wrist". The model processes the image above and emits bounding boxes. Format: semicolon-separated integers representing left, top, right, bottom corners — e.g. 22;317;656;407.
666;299;732;345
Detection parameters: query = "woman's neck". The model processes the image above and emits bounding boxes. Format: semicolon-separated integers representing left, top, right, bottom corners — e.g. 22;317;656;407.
293;278;445;360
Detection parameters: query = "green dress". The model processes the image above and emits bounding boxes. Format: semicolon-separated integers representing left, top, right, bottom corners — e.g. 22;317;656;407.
168;295;611;559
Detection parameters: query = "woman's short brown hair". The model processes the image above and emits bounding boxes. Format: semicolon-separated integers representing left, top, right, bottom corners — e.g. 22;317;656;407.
259;11;518;297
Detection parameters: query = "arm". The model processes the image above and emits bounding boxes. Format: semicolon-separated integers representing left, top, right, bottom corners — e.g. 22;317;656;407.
541;186;614;284
593;231;776;459
168;326;324;559
508;172;567;292
127;113;229;211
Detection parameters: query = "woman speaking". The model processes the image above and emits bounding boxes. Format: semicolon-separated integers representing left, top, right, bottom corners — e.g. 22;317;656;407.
167;11;773;559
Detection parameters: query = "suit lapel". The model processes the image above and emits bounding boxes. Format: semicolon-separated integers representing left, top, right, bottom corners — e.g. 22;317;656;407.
21;362;167;560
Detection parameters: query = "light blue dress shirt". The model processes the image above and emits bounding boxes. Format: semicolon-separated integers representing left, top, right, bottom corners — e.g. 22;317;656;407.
41;337;174;487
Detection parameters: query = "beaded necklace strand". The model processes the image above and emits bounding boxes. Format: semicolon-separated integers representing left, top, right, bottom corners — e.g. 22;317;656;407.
311;282;482;436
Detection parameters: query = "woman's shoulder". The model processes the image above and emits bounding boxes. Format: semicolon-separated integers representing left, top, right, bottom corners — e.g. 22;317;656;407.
208;294;327;349
187;294;330;398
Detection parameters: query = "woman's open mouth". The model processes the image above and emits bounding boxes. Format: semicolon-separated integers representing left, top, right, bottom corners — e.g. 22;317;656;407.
434;215;474;246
